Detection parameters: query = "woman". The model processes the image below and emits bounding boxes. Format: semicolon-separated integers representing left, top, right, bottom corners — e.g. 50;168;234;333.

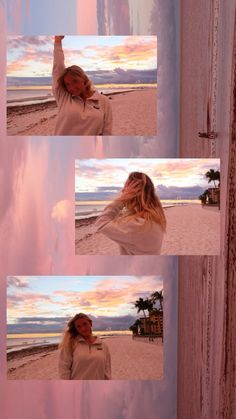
94;172;166;255
52;36;112;135
59;313;111;380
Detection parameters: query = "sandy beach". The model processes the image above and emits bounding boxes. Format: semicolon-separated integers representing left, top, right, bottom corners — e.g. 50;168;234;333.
75;204;220;255
7;336;163;380
7;88;157;136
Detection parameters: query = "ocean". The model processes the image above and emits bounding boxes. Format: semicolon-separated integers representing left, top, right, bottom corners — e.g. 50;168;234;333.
7;87;54;106
7;330;131;353
75;200;201;220
7;84;156;107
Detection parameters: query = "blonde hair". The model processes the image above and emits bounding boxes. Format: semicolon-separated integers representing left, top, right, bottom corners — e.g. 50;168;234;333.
57;66;95;97
59;313;92;350
118;172;166;231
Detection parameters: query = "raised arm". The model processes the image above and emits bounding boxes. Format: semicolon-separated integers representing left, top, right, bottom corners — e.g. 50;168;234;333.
52;36;66;101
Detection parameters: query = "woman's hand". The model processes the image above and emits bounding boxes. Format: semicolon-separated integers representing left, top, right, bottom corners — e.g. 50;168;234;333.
116;180;141;204
54;36;65;43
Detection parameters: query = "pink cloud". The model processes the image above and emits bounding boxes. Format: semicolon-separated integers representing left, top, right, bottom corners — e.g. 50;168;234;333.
51;200;72;223
7;292;53;311
7;276;29;288
7;35;53;49
52;276;162;312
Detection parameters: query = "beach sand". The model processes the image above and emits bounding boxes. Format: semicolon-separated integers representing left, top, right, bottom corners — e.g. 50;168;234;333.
6;89;157;136
75;204;220;255
7;336;163;380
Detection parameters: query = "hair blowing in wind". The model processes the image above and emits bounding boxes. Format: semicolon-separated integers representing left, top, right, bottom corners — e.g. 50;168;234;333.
117;172;166;231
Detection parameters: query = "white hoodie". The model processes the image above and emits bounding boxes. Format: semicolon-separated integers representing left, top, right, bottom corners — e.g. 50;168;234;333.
94;201;164;255
59;336;111;380
52;42;112;135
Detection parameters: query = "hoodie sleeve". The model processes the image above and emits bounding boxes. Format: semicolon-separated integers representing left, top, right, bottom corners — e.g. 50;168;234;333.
94;201;123;232
58;346;73;379
52;41;66;103
102;96;113;135
103;343;112;380
94;201;134;248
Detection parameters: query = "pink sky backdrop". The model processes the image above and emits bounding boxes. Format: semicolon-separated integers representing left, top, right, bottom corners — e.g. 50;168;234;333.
1;1;178;418
1;136;181;277
77;0;98;34
1;136;177;418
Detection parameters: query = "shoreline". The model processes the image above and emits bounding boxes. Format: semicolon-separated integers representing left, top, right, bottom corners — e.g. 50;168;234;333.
6;89;137;110
7;100;57;115
6;87;154;107
6;88;157;136
7;344;58;361
7;333;132;356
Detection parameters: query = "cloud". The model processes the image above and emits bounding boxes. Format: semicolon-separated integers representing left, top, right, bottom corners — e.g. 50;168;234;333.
7;76;52;86
75;191;119;201
7;68;157;84
52;276;162;313
7;276;29;288
7;35;157;79
7;314;137;334
84;38;157;69
75;158;220;196
16;316;68;323
7;276;163;326
51;200;72;223
7;36;157;84
157;184;205;199
7;293;53;308
88;68;157;84
76;184;206;201
7;35;53;49
96;186;122;192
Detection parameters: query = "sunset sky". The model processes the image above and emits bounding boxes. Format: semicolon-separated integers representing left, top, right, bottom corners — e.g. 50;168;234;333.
7;275;163;333
7;35;157;84
75;158;220;200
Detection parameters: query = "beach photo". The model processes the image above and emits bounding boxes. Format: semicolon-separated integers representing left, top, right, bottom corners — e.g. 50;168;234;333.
75;158;221;255
7;275;164;380
7;35;157;136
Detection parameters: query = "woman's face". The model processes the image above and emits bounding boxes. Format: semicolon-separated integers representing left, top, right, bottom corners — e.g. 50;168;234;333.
64;73;85;96
74;318;92;338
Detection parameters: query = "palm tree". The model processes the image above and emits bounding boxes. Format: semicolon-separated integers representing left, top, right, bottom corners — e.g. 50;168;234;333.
134;297;154;318
129;319;140;336
205;169;220;188
199;190;208;205
150;290;164;311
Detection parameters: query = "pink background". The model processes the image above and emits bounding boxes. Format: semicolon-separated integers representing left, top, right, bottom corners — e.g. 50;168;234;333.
1;1;179;418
